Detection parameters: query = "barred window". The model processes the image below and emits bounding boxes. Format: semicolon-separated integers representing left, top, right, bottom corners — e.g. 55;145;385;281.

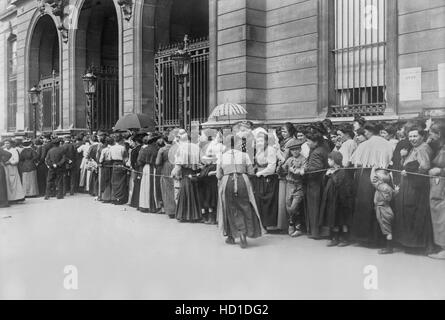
330;0;386;117
7;35;17;132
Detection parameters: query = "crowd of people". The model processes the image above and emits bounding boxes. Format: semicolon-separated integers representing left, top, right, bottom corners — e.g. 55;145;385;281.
1;116;444;259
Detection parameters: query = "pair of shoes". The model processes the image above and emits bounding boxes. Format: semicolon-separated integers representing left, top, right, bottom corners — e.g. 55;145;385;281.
168;214;176;219
337;240;351;247
239;234;248;249
291;230;303;238
327;239;340;247
44;196;50;200
225;236;235;245
428;251;445;260
378;240;394;254
378;247;394;254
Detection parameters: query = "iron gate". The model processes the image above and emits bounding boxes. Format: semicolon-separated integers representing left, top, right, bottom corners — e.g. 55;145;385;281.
155;37;209;130
91;65;119;131
39;71;60;132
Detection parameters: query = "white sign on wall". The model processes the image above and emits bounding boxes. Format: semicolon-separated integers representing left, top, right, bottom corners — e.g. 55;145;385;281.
438;63;445;98
399;67;422;101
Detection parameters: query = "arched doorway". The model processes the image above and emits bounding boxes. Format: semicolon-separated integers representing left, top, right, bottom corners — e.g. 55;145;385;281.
147;0;209;129
29;15;60;132
75;0;119;131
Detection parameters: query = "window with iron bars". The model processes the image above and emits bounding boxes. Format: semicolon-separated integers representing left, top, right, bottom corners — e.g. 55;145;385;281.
330;0;387;117
7;35;17;132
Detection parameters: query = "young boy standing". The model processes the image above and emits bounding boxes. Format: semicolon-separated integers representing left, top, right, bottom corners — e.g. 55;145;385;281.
278;140;306;237
371;167;398;254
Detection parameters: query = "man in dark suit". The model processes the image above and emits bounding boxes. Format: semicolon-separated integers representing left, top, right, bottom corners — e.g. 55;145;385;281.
62;136;77;196
45;138;67;200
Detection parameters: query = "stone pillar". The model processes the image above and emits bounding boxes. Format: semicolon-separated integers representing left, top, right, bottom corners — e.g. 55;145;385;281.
215;0;267;120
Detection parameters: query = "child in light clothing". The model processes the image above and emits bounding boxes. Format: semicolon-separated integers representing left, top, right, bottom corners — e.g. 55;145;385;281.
371;167;399;254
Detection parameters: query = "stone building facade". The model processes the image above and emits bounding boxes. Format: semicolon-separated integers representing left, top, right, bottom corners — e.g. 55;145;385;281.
0;0;444;136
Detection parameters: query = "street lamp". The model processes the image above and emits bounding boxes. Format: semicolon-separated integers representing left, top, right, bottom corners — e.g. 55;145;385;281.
171;35;191;131
82;69;97;134
28;85;41;138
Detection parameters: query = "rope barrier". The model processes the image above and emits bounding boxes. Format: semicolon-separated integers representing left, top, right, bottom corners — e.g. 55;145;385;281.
95;163;445;180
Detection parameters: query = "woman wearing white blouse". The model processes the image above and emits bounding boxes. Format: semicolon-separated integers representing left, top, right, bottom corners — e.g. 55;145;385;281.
251;131;279;230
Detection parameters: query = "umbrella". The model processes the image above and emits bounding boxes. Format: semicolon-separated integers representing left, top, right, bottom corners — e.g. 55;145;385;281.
209;102;247;120
114;113;156;131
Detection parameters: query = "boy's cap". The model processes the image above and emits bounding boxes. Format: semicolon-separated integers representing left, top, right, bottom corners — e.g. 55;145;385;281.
287;139;304;150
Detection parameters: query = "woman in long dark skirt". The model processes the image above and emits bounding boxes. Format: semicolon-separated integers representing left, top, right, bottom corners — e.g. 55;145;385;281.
110;136;129;205
350;123;394;247
172;129;201;222
217;135;264;248
319;151;354;246
0;148;12;208
302;131;329;239
394;126;434;253
99;137;113;203
35;139;48;197
251;131;278;230
156;132;177;218
129;135;143;208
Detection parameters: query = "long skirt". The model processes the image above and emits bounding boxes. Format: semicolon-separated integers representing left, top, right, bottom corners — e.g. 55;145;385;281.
251;175;279;228
0;165;9;207
139;164;161;211
79;157;88;188
127;171;136;205
351;168;384;246
276;179;289;230
304;173;329;238
197;176;218;210
394;175;433;249
130;174;141;208
160;175;176;216
430;177;445;247
176;168;201;222
223;174;262;238
111;164;128;204
22;170;39;197
36;163;47;196
100;163;112;202
89;171;98;196
4;165;25;202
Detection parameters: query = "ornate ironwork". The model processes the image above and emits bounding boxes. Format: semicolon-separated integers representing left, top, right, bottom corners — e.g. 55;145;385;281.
155;37;209;131
329;103;386;117
36;0;69;43
117;0;133;21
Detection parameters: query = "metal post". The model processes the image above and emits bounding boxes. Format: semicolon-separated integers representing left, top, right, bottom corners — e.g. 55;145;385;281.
34;103;37;138
178;76;185;129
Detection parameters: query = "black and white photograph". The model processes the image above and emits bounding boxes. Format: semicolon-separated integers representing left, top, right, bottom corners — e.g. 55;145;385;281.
0;0;445;305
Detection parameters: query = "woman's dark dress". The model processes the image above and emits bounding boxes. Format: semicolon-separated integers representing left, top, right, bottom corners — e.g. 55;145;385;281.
319;169;354;228
351;167;384;246
176;167;202;222
304;145;329;238
394;143;434;250
129;144;142;208
0;149;12;207
36;145;48;196
197;164;218;210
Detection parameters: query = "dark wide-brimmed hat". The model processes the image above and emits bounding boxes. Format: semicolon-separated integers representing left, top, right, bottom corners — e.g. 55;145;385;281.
23;139;32;147
146;132;161;143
